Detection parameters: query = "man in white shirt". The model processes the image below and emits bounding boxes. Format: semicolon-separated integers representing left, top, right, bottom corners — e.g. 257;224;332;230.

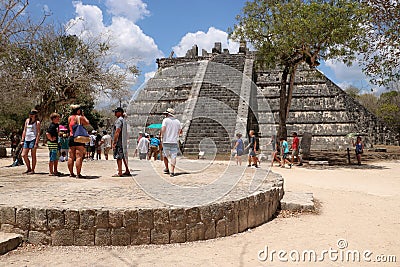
137;134;150;160
101;130;112;160
161;108;182;177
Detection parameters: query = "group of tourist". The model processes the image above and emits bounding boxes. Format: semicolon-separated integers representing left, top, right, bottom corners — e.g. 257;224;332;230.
233;131;364;167
16;105;365;177
17;105;183;178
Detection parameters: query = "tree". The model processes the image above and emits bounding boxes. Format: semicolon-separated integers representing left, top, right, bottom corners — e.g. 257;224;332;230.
359;1;400;86
344;85;361;99
0;1;139;135
376;90;400;135
230;0;367;138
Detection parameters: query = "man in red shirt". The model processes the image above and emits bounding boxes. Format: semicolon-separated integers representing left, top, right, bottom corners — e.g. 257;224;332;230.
291;132;303;166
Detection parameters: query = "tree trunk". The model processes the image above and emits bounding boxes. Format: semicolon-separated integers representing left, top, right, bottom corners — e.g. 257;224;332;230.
286;64;297;119
278;65;290;140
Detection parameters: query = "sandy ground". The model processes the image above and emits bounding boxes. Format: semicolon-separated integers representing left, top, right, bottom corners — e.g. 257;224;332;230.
0;147;399;267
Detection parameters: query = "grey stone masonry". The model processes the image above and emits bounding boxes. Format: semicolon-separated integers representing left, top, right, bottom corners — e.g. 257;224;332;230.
143;44;398;155
0;177;284;246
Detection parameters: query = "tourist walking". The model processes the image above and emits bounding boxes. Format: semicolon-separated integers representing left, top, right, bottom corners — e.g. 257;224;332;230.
20;109;41;174
101;130;112;160
246;130;259;168
148;134;160;160
67;104;90;178
46;113;61;176
269;135;281;166
353;136;364;165
279;137;292;168
112;107;130;177
95;131;102;160
291;132;303;166
233;133;244;166
161;108;182;177
89;130;97;160
137;133;149;160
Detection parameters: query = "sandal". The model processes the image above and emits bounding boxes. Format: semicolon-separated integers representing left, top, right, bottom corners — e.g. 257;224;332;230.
77;174;85;179
112;173;123;177
69;173;76;178
23;170;32;174
27;171;35;175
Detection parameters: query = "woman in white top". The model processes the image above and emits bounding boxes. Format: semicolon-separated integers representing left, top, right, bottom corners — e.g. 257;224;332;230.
20;109;41;174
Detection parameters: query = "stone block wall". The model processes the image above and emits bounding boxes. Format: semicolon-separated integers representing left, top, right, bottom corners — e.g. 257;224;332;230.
0;180;284;246
255;66;397;150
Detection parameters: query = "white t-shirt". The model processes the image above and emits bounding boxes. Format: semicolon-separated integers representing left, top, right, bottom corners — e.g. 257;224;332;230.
162;117;182;144
101;134;112;148
137;136;149;153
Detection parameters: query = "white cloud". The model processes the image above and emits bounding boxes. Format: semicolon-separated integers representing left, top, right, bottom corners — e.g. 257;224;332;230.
144;71;156;82
173;27;240;57
105;0;149;23
325;59;386;95
325;59;367;82
66;1;163;66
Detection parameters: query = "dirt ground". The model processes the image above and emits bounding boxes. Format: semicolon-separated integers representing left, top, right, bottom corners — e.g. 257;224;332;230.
0;147;399;267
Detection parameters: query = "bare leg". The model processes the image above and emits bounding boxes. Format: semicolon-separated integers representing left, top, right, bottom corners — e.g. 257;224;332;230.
163;156;169;171
123;158;129;174
21;148;31;171
31;147;37;172
75;146;85;175
54;160;58;173
170;157;177;174
49;161;54;174
68;147;76;175
117;159;123;175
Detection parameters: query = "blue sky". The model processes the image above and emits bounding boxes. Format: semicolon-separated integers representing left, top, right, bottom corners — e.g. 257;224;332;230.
27;0;375;94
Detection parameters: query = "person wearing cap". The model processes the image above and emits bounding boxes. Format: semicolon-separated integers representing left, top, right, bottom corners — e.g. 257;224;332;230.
20;109;41;174
67;104;90;178
160;108;182;177
112;107;130;177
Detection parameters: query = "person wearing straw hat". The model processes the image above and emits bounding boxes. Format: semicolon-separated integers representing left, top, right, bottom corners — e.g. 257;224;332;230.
160;108;182;177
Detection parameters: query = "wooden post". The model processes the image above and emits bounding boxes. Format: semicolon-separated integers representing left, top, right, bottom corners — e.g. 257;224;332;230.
347;148;351;164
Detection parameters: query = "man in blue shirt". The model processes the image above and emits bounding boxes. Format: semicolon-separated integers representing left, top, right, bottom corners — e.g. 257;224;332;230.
279;137;292;168
148;135;161;160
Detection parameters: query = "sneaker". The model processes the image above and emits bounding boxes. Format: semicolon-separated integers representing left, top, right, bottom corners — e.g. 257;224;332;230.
289;164;292;168
170;173;174;177
163;169;170;174
298;163;303;166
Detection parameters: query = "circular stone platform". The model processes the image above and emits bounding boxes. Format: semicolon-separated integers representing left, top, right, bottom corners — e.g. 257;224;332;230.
0;149;284;246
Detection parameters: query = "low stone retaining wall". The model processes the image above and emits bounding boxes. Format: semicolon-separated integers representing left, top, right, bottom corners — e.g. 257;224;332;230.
0;184;283;246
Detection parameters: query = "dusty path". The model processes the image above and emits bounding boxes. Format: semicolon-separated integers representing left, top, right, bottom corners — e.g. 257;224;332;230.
0;148;399;266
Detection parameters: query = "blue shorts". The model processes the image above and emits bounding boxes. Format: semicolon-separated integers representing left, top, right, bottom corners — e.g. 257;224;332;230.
163;143;179;159
23;139;36;149
49;149;59;162
249;150;256;157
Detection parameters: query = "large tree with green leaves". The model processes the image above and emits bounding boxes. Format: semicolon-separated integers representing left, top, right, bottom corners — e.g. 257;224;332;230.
0;0;137;135
231;0;367;138
359;0;400;86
